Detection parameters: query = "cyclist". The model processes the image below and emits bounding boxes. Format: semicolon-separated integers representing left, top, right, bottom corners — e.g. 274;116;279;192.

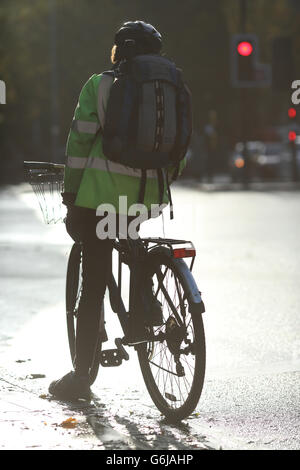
48;21;185;401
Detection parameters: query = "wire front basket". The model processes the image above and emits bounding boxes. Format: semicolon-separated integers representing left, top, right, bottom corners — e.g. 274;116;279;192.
24;161;66;224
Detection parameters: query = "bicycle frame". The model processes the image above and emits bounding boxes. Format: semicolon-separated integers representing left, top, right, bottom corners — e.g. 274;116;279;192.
107;237;202;344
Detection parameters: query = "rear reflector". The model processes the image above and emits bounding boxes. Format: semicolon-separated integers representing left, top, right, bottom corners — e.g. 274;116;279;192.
173;248;196;258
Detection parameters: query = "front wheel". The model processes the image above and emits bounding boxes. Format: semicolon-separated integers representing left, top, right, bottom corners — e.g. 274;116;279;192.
137;248;206;421
65;243;103;385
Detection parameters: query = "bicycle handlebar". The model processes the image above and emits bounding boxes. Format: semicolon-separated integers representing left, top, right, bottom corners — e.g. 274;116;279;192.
24;161;65;172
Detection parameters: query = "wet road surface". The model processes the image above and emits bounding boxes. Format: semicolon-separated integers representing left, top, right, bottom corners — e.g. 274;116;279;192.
0;183;299;450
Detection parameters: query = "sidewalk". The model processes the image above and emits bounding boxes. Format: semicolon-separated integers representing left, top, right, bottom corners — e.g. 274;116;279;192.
177;176;300;192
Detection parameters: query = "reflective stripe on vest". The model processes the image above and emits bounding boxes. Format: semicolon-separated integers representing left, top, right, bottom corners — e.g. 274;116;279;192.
66;155;158;179
72;119;100;134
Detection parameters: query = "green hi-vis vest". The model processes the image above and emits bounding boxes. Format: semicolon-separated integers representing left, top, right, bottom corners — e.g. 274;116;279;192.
64;73;186;215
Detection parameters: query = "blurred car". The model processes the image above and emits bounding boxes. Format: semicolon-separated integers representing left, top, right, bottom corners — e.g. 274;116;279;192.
229;141;264;181
229;141;295;181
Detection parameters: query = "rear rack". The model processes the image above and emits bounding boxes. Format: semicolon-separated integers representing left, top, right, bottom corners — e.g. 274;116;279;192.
142;237;196;270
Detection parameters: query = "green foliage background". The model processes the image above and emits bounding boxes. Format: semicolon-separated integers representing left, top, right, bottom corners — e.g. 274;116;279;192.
0;0;299;181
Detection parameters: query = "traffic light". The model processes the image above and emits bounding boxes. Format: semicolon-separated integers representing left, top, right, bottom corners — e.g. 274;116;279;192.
288;107;297;119
236;40;255;81
288;108;297;142
288;106;297;139
288;104;299;181
231;34;258;87
231;34;271;88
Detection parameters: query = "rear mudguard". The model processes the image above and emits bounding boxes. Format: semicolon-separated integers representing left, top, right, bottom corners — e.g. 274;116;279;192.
173;257;205;315
149;246;205;315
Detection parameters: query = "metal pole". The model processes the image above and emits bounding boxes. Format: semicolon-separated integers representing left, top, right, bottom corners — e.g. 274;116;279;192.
49;0;59;162
290;140;299;182
240;0;247;31
240;0;249;187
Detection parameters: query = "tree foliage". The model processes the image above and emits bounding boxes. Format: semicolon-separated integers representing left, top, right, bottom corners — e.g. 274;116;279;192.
0;0;299;181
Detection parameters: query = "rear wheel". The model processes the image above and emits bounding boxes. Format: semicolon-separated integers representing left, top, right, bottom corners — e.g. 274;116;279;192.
65;243;103;385
137;248;206;421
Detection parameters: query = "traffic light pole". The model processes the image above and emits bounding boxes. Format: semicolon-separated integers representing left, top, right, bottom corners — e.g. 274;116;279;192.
290;140;298;182
288;111;299;182
240;0;250;187
240;0;246;33
49;0;59;163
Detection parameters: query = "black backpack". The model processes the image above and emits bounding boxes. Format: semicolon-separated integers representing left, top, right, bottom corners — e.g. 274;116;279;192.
102;54;193;216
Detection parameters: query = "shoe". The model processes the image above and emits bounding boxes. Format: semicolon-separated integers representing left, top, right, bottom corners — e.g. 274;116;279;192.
48;371;91;401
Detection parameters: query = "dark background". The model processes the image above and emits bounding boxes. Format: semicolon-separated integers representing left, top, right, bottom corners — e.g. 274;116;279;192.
0;0;300;183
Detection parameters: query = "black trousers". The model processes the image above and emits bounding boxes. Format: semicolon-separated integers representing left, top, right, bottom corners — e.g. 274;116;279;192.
66;204;146;374
66;206;141;375
66;206;114;374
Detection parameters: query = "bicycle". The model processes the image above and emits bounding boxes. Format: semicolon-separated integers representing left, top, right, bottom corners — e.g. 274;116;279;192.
24;160;206;422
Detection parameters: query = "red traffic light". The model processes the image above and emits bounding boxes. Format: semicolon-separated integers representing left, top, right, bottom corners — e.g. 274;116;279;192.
288;108;297;119
237;41;253;56
289;131;297;142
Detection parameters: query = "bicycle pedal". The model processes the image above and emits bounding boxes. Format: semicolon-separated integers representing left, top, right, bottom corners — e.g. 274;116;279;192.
115;338;129;361
99;349;123;367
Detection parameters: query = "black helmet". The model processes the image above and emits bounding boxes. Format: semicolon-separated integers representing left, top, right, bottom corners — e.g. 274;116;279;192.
114;21;162;53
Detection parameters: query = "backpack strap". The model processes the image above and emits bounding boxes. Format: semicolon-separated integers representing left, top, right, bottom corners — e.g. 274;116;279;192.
138;169;147;205
171;164;180;182
97;71;115;130
165;170;174;220
157;168;164;206
138;169;174;220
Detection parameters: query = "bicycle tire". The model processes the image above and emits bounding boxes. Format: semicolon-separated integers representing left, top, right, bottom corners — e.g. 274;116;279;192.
137;247;206;421
65;243;102;385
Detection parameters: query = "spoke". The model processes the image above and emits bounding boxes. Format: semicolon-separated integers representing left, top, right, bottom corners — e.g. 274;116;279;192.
179;372;189;399
150;343;169;361
153;350;161;385
154;266;168;298
173;370;185;405
182;375;191;398
166;350;175;400
161;347;169;396
155;269;183;326
145;260;200;411
174;276;186;319
181;354;195;378
181;357;194;384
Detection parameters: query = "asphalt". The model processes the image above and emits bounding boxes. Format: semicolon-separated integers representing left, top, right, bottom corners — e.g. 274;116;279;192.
0;181;300;450
0;184;216;451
